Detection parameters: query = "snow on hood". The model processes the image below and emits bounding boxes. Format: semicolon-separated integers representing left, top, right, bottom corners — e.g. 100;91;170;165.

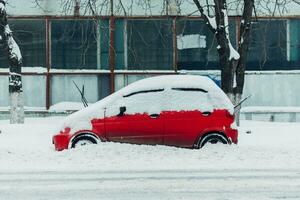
61;75;234;133
49;102;85;113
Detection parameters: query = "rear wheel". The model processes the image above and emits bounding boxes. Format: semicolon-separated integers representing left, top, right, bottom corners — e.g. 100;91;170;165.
198;133;228;148
71;135;98;148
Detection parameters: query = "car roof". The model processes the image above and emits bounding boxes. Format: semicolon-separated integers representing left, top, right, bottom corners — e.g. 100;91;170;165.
121;75;216;96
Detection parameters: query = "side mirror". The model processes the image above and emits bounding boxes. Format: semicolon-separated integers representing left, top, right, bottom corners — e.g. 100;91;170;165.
117;106;126;117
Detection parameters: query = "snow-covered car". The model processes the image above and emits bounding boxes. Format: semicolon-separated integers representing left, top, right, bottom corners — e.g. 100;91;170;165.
53;75;238;151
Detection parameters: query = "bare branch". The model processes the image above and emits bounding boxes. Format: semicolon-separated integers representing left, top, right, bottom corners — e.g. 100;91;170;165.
192;0;216;33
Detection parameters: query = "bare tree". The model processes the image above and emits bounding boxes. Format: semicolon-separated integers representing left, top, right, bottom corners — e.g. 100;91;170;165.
192;0;298;123
34;0;299;123
0;0;24;124
192;0;253;124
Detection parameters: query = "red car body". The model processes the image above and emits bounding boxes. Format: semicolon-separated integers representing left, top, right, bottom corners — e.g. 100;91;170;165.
53;75;238;151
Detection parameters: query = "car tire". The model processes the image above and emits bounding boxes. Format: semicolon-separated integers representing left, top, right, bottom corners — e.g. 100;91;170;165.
198;133;228;148
71;135;98;148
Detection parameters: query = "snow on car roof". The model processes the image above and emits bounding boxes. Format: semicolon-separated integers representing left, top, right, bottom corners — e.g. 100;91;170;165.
121;75;217;96
61;75;233;133
119;75;233;112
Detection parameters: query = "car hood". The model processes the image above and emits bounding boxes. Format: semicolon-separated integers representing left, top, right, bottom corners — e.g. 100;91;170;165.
60;92;120;134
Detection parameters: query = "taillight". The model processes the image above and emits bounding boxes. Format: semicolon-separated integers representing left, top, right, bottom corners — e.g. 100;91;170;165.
226;111;234;119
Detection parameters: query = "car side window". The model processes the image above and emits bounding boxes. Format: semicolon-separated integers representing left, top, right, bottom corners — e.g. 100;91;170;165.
164;88;213;112
123;89;164;98
106;89;164;116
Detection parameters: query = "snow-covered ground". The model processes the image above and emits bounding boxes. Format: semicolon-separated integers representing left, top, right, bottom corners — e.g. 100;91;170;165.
0;117;300;199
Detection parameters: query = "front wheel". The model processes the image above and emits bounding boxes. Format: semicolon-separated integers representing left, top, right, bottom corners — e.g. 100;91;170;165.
198;133;228;148
71;135;98;148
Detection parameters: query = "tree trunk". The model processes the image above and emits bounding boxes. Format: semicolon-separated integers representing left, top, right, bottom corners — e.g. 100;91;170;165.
213;0;237;100
0;0;24;124
9;64;24;124
234;0;254;125
9;91;24;124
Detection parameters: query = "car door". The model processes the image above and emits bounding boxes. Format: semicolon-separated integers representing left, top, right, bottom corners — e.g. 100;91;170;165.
105;89;165;145
162;88;214;147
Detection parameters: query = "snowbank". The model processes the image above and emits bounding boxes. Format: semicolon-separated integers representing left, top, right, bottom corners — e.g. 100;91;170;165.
0;117;300;172
49;102;85;113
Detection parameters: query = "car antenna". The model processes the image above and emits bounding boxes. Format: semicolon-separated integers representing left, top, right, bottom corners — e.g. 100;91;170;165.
73;81;88;107
234;95;251;110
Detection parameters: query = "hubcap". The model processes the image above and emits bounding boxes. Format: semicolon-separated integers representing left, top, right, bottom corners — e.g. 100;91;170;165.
208;138;221;144
74;139;94;148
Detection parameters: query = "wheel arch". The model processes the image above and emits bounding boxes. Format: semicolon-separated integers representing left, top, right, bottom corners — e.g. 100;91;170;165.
68;131;101;149
195;130;229;148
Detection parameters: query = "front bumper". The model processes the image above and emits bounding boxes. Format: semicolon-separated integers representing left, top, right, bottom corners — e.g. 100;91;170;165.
52;134;70;151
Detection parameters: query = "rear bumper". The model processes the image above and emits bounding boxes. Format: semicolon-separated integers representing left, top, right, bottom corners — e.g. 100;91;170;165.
227;128;238;144
52;134;70;151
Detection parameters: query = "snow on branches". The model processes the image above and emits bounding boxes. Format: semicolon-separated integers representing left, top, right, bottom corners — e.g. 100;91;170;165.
222;8;240;61
0;0;23;92
0;0;24;123
192;0;240;62
5;25;22;63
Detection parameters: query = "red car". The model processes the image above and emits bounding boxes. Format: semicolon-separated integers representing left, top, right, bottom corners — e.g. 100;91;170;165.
53;75;238;151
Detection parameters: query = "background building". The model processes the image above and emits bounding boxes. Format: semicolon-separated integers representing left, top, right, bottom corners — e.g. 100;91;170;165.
0;0;300;110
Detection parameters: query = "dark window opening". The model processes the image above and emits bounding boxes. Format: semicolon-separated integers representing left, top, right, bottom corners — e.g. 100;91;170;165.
127;20;173;70
0;19;46;68
172;88;208;93
51;20;97;69
123;89;164;98
247;20;287;70
176;19;236;70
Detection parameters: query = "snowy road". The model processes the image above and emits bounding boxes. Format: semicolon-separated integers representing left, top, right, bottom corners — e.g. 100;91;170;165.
1;169;300;200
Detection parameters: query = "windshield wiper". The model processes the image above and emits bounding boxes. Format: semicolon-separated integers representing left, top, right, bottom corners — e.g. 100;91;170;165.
234;95;251;110
73;81;88;107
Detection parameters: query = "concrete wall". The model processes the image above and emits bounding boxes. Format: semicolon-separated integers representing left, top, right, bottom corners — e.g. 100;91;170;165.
184;70;300;108
1;71;300;108
0;75;46;107
243;72;300;107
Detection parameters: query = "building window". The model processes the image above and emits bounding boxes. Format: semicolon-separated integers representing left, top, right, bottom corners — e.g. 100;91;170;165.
289;19;300;69
127;19;173;70
99;19;109;70
51;20;98;69
176;19;236;70
0;19;46;68
248;20;287;70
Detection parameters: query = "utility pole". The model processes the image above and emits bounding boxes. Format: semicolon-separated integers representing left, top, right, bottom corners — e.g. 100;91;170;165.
0;0;24;124
109;0;115;93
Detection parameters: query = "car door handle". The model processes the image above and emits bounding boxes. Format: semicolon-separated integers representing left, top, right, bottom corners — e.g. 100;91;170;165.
150;114;160;119
202;111;211;116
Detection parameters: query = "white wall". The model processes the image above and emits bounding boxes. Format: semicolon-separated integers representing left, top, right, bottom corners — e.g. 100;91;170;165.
0;75;46;107
1;72;300;108
50;75;101;105
243;72;300;107
184;70;300;107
